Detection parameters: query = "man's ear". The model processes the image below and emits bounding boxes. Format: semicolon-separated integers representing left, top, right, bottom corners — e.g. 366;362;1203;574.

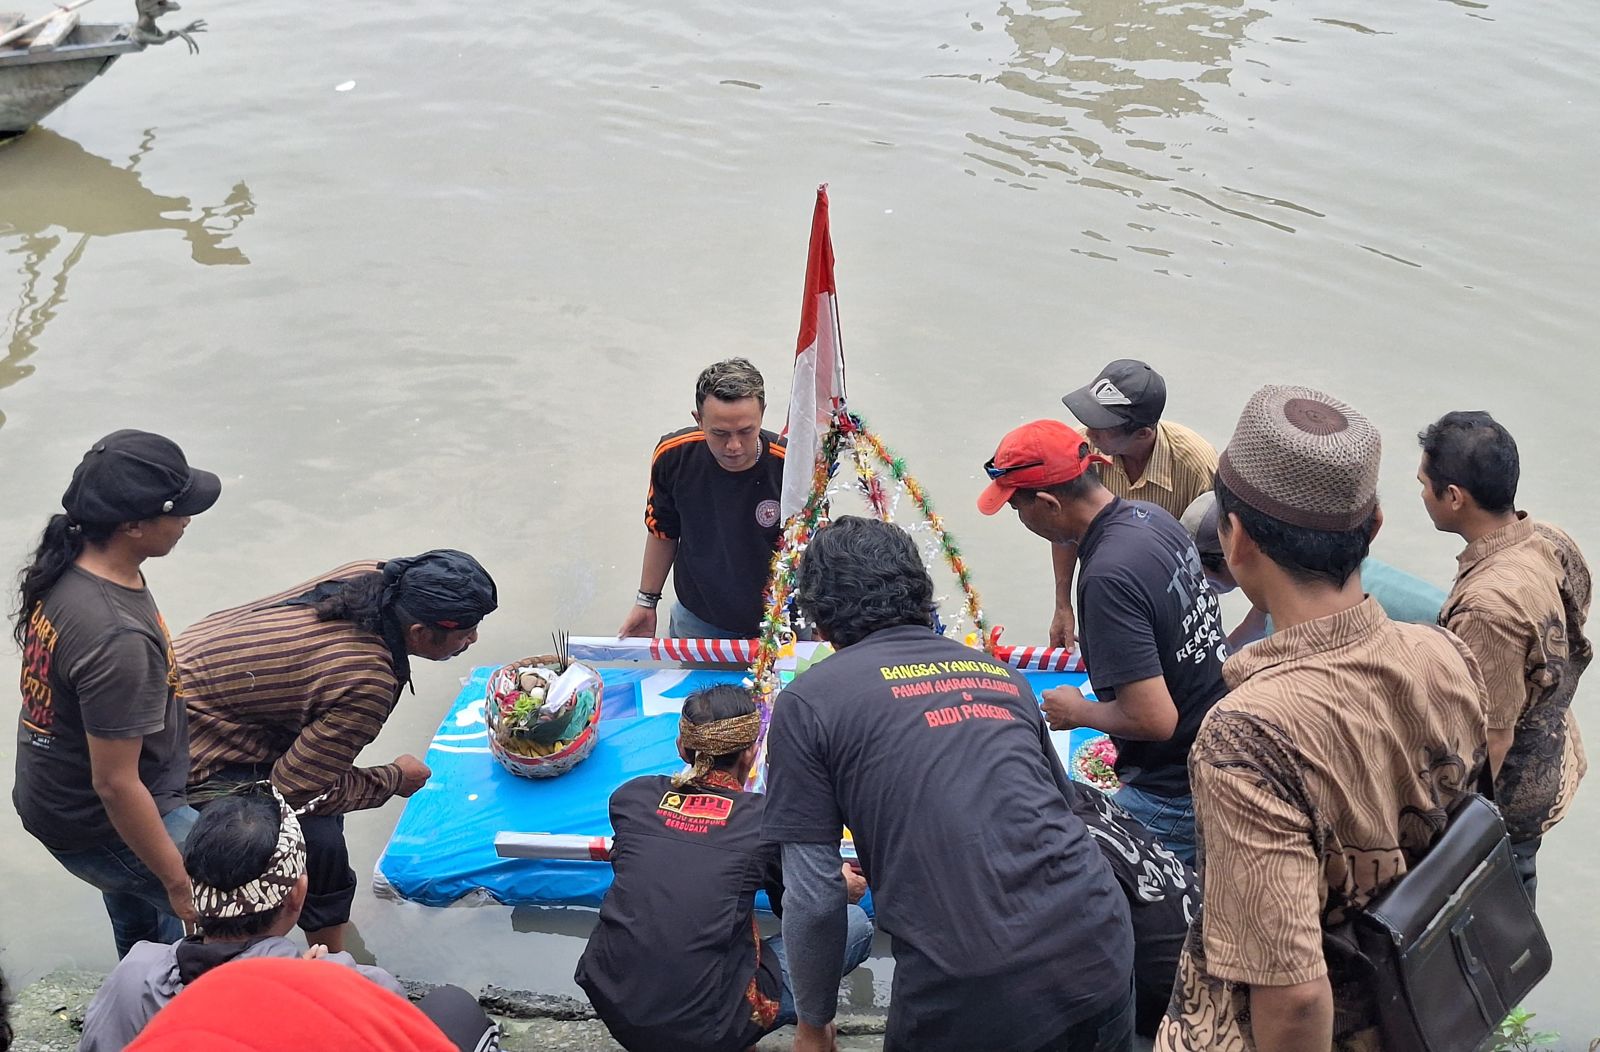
1219;511;1253;567
1134;426;1156;441
1369;505;1385;543
692;409;703;426
1032;490;1064;514
1446;484;1469;513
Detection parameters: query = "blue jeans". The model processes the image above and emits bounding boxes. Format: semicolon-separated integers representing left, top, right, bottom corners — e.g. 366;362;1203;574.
769;903;875;1028
48;804;198;958
1114;785;1196;866
668;604;745;640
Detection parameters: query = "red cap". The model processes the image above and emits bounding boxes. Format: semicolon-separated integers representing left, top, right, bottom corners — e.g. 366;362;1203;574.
977;420;1111;516
126;957;456;1052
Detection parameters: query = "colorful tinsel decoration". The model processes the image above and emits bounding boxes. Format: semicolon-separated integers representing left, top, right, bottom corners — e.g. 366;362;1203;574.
744;410;990;785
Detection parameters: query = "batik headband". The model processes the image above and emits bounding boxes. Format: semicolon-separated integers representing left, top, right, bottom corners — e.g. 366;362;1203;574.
191;785;308;920
672;712;763;788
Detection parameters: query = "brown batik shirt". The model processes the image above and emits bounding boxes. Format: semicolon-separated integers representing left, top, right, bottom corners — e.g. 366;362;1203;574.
1440;514;1592;842
1156;598;1488;1052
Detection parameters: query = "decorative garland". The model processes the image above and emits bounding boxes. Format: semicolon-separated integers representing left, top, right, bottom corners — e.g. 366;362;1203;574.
745;410;991;780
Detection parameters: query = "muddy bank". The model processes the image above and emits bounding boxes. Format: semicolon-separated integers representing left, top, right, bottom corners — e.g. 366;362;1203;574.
4;968;890;1052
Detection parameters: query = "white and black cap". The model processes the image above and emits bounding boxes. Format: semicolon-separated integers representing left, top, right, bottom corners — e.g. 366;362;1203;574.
1062;359;1167;430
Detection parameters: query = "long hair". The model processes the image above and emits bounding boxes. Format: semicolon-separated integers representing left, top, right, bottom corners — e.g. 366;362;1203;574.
309;572;432;640
13;515;118;648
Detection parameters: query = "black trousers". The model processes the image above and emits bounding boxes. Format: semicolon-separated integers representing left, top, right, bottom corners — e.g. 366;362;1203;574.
416;985;500;1052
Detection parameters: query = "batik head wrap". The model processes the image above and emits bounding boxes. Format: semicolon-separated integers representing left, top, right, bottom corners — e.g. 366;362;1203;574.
672;711;763;788
191;785;308;920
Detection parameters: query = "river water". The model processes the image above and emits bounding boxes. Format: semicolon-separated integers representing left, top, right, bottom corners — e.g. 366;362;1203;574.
2;0;1597;1039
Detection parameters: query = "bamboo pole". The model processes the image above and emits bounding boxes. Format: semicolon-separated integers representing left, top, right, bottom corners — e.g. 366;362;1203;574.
0;0;98;50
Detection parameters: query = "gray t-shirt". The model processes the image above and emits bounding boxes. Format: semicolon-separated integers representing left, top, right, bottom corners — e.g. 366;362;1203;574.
79;935;405;1052
14;565;188;852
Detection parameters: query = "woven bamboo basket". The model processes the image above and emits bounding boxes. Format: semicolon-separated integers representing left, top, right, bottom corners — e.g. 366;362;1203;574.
485;654;603;779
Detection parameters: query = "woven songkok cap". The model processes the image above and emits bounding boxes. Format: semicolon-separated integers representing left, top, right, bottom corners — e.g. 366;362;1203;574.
1216;384;1381;531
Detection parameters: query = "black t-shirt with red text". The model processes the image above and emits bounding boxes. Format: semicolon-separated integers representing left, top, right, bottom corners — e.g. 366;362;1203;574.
576;773;784;1052
762;625;1133;1052
644;427;785;636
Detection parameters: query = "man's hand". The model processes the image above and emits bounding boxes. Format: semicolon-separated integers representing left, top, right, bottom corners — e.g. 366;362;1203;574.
793;1021;838;1052
393;754;432;797
1049;605;1076;650
617;604;658;639
841;863;867;905
1040;685;1086;732
164;878;198;928
302;943;330;960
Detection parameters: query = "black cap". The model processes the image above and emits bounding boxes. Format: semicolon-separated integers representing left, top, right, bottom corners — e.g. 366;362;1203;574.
61;430;222;525
1062;359;1167;430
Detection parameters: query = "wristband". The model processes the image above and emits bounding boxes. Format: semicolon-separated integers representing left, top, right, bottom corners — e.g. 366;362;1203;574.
635;590;662;608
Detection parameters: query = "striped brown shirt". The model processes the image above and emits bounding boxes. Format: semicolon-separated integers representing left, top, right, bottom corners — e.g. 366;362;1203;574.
1157;598;1487;1051
1094;419;1218;520
178;561;404;815
1441;514;1591;840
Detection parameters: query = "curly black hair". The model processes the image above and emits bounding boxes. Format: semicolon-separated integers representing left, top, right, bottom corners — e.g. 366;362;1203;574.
796;516;935;647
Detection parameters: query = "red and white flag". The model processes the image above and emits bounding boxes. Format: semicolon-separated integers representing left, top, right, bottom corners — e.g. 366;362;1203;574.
780;185;846;521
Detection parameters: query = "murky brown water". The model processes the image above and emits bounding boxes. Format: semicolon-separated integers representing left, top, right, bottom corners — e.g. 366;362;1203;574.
3;0;1597;1039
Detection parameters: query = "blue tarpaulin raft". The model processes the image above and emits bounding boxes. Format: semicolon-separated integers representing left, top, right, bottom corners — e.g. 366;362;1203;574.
375;661;1102;909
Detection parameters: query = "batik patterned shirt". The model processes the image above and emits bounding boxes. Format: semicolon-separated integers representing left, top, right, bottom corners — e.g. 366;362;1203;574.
1441;514;1591;841
1157;598;1488;1051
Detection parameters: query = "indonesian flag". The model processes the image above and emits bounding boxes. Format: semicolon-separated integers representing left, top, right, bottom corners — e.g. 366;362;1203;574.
780;185;846;521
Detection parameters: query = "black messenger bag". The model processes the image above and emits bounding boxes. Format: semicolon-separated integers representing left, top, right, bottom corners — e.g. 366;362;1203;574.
1349;782;1551;1052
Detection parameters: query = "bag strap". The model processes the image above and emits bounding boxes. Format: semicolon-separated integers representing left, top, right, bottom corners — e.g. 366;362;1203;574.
1475;756;1495;801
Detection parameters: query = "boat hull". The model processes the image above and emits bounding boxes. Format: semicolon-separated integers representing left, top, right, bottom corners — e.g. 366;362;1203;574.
0;25;144;138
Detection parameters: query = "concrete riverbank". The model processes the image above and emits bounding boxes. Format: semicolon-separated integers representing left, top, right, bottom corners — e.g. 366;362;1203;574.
4;968;892;1052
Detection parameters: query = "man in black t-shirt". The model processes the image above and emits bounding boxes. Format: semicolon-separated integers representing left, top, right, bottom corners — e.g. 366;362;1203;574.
617;358;786;640
763;517;1134;1052
577;685;871;1052
979;420;1228;864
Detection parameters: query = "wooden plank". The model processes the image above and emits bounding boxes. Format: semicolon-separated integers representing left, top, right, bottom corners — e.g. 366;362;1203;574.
0;0;96;49
27;8;78;51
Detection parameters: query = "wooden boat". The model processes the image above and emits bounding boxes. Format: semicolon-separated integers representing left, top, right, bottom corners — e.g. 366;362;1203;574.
0;21;145;139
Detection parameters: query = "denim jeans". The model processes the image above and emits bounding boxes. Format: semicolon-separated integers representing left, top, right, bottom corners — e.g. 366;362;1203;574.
48;804;199;958
769;903;876;1028
668;604;745;640
1114;785;1196;866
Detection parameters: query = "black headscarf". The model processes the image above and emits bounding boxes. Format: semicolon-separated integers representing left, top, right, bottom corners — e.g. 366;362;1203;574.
280;550;497;691
379;549;499;631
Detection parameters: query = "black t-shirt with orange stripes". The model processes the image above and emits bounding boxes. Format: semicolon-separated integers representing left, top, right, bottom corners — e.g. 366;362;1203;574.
645;427;786;636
